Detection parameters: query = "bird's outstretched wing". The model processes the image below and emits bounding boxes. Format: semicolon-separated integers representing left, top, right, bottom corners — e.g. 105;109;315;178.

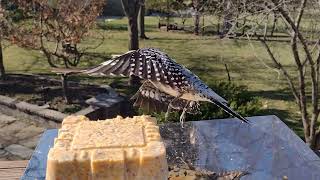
83;48;191;89
52;48;249;123
131;81;200;114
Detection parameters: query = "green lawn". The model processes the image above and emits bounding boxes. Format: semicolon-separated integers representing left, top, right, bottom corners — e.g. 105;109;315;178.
3;16;304;136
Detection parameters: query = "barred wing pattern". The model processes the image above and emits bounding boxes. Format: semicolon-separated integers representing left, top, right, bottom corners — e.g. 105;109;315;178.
84;48;191;89
131;81;200;114
82;48;248;123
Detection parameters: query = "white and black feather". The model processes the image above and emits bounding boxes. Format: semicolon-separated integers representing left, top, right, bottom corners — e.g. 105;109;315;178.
131;81;200;114
84;48;191;89
81;48;249;123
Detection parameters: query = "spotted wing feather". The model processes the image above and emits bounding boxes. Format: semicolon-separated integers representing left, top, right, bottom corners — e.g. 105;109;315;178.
131;81;200;114
83;48;191;89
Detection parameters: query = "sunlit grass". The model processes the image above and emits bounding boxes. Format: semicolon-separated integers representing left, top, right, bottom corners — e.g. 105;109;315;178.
3;16;305;137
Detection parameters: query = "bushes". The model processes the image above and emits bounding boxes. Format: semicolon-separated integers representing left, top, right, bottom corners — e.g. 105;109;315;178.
10;9;24;22
146;81;261;123
3;2;24;22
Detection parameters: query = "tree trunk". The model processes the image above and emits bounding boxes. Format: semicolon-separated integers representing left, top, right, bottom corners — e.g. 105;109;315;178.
121;0;140;86
241;17;247;35
128;17;139;51
128;17;141;86
222;0;233;37
217;15;221;35
0;40;5;80
0;1;4;80
314;132;320;150
166;0;170;31
138;4;148;39
202;15;205;35
270;13;278;37
194;10;200;35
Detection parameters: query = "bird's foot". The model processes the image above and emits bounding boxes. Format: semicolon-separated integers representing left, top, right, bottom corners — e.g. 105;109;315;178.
165;110;170;122
179;110;186;128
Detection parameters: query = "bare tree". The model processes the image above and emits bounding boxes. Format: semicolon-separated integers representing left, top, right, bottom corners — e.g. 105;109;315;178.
220;0;320;149
191;0;215;35
189;0;226;35
268;0;320;149
221;0;233;36
192;0;201;35
9;0;105;103
10;0;105;68
171;0;188;29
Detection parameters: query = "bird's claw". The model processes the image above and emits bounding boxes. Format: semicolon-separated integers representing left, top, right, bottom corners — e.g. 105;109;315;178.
179;108;187;128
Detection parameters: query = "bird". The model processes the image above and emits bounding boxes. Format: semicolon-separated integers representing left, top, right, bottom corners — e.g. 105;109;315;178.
55;48;249;124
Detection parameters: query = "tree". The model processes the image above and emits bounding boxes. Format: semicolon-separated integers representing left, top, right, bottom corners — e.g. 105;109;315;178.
121;0;141;86
220;0;320;149
221;0;232;36
138;0;148;39
266;0;320;149
0;39;4;80
10;0;105;68
121;0;140;50
192;0;201;35
9;0;105;103
0;1;11;80
147;0;182;31
191;0;221;35
171;0;188;29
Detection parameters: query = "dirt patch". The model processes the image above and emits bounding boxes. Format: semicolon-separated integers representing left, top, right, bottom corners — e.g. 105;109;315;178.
0;74;108;114
168;164;248;180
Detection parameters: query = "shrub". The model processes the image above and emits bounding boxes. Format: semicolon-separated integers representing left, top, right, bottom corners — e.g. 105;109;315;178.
10;9;24;22
146;81;261;123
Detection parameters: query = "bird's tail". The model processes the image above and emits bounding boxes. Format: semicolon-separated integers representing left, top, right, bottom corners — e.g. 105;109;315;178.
210;98;250;124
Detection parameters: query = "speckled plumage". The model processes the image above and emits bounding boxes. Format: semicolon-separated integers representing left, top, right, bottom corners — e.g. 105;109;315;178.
83;48;249;123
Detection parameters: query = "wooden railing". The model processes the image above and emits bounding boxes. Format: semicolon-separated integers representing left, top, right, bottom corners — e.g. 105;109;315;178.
0;161;28;180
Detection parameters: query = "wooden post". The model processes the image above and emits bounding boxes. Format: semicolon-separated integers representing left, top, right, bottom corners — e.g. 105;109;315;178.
60;74;70;104
217;15;221;35
224;64;231;82
202;15;205;35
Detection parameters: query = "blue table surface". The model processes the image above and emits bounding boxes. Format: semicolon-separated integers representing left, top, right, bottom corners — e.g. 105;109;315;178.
21;115;320;180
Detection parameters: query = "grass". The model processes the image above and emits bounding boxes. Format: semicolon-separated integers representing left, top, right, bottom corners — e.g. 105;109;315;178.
3;16;305;137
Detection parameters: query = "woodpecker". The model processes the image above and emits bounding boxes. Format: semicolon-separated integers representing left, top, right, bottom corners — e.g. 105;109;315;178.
59;48;249;124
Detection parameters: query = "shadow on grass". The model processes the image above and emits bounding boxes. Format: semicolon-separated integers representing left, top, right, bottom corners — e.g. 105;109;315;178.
82;52;111;66
184;55;226;77
20;54;47;72
97;22;157;32
249;88;295;101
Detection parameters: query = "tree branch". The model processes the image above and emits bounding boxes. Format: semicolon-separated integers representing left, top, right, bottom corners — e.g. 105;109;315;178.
258;37;300;105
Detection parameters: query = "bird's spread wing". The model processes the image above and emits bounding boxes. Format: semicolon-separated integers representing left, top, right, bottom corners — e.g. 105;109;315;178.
131;81;200;114
52;47;247;123
83;48;191;89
